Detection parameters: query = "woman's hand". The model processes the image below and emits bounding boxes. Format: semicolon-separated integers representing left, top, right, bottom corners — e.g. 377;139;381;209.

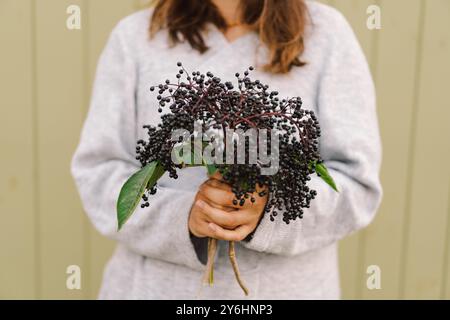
188;173;268;241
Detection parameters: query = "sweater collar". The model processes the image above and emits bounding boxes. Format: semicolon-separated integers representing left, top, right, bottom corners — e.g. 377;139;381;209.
203;23;259;49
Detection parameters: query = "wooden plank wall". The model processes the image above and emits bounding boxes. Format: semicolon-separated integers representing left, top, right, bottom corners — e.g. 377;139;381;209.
0;0;449;299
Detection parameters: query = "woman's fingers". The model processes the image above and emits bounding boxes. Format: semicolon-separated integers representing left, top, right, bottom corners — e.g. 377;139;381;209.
199;180;260;209
207;222;251;242
196;200;249;228
204;178;231;191
199;182;237;208
208;171;223;181
197;192;234;212
189;215;210;238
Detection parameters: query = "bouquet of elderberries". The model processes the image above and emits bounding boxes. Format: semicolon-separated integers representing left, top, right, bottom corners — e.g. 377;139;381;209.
116;63;337;295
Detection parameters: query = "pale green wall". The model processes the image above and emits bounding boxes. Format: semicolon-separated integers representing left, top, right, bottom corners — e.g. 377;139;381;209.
1;0;449;299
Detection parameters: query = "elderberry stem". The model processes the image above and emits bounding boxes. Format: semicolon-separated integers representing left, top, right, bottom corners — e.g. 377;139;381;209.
228;241;249;296
203;238;217;286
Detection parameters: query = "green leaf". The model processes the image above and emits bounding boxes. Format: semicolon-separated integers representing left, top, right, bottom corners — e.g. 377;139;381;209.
315;162;338;192
206;164;218;176
174;142;203;166
117;161;165;230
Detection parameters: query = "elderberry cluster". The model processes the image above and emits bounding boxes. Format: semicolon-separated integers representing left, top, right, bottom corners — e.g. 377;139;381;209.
136;62;322;223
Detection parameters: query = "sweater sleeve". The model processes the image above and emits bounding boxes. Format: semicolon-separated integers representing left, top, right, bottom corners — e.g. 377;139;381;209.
71;23;205;271
242;12;383;256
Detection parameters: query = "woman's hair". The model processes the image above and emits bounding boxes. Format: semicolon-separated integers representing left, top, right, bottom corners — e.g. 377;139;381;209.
150;0;308;74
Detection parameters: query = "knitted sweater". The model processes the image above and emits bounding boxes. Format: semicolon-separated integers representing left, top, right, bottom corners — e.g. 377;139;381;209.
71;1;382;299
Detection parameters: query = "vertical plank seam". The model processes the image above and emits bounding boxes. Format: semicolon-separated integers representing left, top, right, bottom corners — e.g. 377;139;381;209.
441;178;450;298
356;0;381;299
398;0;426;299
82;0;91;299
30;0;41;300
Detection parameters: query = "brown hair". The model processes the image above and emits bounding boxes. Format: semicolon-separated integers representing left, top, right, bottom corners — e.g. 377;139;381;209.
150;0;308;74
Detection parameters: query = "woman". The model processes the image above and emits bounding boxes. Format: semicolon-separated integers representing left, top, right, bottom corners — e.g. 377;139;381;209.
72;0;382;299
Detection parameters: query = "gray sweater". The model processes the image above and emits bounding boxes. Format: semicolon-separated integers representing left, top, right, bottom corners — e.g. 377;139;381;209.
71;1;382;299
